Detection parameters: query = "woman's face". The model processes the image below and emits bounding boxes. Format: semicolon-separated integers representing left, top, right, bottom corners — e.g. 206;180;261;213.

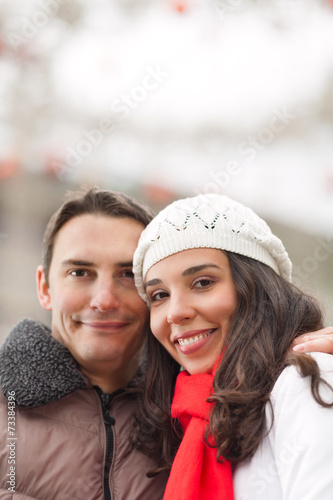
145;248;238;374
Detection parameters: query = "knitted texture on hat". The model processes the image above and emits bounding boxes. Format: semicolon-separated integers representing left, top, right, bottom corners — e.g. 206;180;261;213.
133;194;292;303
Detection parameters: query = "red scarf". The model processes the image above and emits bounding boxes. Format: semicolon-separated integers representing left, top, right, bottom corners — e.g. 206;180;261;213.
163;369;234;500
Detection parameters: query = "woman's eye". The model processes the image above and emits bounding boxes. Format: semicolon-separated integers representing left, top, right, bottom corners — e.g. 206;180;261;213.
150;291;169;302
194;279;213;288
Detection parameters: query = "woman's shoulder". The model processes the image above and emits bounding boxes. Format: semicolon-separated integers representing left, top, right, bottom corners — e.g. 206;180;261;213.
272;352;333;408
234;353;333;500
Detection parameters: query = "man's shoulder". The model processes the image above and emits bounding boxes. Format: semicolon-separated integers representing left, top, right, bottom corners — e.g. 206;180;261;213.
0;318;86;408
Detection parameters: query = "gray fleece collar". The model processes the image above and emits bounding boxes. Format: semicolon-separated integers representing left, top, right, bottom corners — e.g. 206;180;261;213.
0;318;86;408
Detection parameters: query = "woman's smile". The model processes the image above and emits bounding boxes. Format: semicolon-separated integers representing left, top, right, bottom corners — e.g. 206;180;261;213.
176;328;216;347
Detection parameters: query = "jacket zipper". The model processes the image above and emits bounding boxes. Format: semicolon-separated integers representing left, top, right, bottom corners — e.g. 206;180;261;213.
95;387;123;500
103;407;115;500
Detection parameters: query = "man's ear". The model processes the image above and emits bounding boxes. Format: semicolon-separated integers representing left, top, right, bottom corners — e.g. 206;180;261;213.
36;265;52;311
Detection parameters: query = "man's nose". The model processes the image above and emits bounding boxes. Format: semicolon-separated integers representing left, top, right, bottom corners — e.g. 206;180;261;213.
90;282;120;311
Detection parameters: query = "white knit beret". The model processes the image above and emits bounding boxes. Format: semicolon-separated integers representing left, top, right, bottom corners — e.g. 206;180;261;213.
133;193;292;303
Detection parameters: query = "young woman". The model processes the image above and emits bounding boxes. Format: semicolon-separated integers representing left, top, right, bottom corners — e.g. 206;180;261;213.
133;193;333;500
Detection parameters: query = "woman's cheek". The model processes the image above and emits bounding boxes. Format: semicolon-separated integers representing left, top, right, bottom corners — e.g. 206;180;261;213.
150;310;165;343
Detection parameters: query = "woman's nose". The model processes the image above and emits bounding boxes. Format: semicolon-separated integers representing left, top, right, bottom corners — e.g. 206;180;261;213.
166;295;195;325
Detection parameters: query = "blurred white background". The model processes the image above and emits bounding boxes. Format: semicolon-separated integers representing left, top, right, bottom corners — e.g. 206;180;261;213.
0;0;333;343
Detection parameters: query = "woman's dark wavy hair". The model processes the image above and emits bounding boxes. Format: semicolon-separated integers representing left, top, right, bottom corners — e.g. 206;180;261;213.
133;251;333;473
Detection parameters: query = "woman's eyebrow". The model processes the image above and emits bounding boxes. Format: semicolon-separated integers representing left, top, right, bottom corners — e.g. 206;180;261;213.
182;264;220;277
145;278;162;288
145;264;221;287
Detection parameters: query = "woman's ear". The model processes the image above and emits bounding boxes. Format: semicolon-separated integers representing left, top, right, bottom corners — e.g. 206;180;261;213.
36;265;52;311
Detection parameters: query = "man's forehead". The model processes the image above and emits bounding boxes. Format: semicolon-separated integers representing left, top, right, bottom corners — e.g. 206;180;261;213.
55;214;143;242
51;215;143;265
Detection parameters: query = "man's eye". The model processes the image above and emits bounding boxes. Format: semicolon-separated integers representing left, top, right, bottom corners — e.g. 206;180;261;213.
70;269;89;277
121;270;134;279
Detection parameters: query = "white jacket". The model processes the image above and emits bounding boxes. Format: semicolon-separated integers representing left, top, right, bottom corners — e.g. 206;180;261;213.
233;352;333;500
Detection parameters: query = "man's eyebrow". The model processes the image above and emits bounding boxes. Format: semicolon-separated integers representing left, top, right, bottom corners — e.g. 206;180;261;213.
145;264;221;288
61;260;134;268
61;259;95;267
117;261;133;268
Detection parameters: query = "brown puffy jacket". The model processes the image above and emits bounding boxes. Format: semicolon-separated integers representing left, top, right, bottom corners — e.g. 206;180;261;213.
0;319;168;500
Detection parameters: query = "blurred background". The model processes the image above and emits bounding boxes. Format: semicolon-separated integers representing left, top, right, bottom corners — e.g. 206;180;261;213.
0;0;333;344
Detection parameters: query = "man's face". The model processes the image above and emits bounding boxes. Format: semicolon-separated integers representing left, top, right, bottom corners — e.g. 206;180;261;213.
37;214;148;376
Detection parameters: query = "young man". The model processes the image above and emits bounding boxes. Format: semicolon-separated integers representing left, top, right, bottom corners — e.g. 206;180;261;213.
0;187;332;500
0;188;168;500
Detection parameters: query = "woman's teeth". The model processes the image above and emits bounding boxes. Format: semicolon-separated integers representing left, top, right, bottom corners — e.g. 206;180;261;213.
178;330;214;347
